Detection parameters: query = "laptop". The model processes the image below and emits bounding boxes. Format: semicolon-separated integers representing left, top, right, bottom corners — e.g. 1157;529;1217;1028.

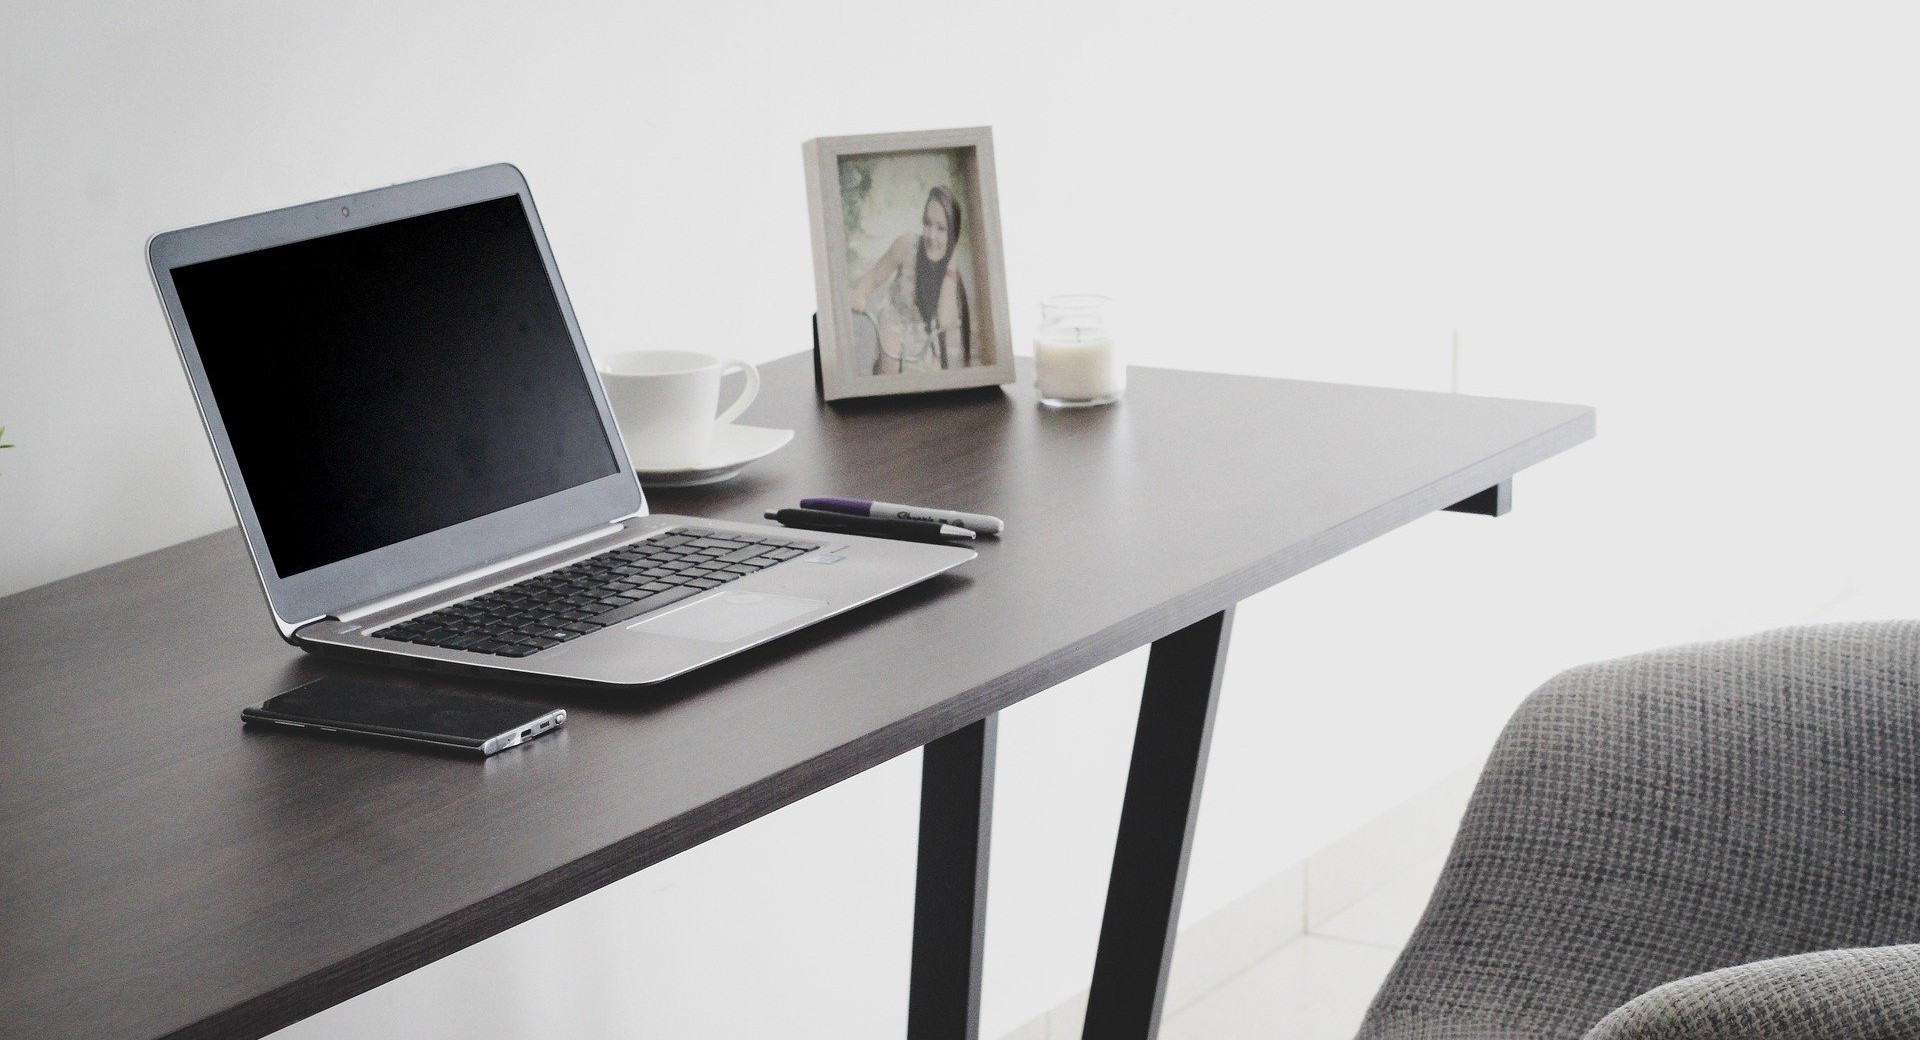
147;163;974;686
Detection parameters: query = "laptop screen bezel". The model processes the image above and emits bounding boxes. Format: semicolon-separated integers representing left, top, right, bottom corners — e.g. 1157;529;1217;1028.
148;163;646;636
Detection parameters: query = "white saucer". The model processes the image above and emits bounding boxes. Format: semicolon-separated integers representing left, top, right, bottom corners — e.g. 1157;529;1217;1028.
628;423;795;487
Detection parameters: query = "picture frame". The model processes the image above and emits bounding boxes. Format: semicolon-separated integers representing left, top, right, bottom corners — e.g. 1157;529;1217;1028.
804;126;1015;402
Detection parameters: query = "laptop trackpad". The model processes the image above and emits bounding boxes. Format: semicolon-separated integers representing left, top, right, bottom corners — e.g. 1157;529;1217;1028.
628;592;828;643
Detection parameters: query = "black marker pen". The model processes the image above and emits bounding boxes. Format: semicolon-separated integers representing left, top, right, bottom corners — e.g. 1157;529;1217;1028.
764;508;976;544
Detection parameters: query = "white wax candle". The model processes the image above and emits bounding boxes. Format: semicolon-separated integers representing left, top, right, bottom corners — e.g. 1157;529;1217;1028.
1034;328;1125;403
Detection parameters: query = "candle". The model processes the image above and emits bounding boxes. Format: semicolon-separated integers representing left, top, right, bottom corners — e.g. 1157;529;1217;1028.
1034;294;1124;407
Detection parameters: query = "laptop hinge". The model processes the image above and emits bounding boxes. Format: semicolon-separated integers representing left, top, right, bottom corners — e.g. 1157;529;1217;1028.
334;523;626;624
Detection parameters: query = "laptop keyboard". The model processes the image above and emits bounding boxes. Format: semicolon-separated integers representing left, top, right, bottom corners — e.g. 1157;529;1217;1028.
372;528;820;658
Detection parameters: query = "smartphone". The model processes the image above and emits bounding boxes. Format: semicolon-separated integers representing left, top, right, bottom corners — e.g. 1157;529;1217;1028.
242;676;566;756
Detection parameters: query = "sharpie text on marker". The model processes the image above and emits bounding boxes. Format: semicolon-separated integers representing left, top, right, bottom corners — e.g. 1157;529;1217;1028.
799;497;1004;536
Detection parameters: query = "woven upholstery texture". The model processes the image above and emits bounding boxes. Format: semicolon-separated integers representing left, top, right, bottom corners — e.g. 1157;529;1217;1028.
1584;944;1920;1040
1355;621;1920;1040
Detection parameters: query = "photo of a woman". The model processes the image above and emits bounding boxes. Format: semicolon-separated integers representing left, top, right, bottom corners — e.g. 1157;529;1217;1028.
848;185;972;374
806;128;1010;401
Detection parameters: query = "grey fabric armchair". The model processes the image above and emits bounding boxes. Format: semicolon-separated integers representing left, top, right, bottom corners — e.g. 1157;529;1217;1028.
1356;622;1920;1040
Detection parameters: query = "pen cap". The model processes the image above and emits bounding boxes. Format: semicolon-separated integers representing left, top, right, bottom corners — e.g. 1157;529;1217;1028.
803;497;870;513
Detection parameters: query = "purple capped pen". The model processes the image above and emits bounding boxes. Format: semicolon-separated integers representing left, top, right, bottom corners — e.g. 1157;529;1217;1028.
799;497;1004;537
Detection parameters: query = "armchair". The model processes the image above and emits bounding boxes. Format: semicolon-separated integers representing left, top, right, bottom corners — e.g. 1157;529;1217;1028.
1357;622;1920;1040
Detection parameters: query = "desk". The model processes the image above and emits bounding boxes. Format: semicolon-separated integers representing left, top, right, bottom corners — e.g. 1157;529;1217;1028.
0;354;1591;1040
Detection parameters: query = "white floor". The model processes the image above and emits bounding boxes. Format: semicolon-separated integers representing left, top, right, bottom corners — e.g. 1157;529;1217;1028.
1064;850;1450;1040
1157;852;1448;1040
1003;768;1474;1040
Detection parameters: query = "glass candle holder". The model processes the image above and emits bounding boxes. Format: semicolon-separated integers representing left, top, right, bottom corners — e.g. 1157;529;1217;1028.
1033;294;1125;407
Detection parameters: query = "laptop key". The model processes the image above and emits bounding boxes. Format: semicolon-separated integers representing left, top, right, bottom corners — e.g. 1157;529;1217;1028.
582;585;701;628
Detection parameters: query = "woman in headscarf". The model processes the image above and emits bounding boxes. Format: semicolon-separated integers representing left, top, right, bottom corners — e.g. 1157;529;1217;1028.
848;185;971;374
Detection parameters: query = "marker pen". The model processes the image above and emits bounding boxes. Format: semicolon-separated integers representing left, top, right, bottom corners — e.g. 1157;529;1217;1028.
799;497;1004;536
764;509;975;544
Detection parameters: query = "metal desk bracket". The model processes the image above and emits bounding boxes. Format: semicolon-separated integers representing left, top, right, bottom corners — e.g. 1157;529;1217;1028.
1444;479;1512;517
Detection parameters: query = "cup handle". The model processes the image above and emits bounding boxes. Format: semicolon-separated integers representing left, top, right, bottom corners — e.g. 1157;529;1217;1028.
715;359;760;426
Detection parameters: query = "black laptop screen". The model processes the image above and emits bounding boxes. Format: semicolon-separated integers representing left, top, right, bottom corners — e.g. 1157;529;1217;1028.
170;194;619;578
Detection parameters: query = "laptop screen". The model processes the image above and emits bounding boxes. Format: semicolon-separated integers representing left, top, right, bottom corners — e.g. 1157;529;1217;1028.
169;194;619;578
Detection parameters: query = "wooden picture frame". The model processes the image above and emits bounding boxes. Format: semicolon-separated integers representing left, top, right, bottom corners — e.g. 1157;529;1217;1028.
804;127;1015;401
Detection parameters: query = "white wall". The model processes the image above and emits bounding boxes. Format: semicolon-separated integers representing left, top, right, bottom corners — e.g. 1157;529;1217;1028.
7;1;1920;1036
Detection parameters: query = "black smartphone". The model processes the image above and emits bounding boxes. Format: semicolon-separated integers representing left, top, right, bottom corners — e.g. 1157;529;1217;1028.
242;676;566;756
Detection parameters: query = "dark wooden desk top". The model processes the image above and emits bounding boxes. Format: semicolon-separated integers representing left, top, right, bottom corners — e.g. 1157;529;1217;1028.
0;355;1591;1040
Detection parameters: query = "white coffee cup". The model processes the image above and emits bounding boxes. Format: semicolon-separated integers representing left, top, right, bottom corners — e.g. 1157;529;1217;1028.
598;350;760;470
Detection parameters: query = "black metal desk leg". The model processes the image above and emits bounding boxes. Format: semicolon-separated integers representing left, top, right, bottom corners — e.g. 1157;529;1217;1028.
908;714;997;1040
1083;609;1235;1040
1444;479;1512;516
